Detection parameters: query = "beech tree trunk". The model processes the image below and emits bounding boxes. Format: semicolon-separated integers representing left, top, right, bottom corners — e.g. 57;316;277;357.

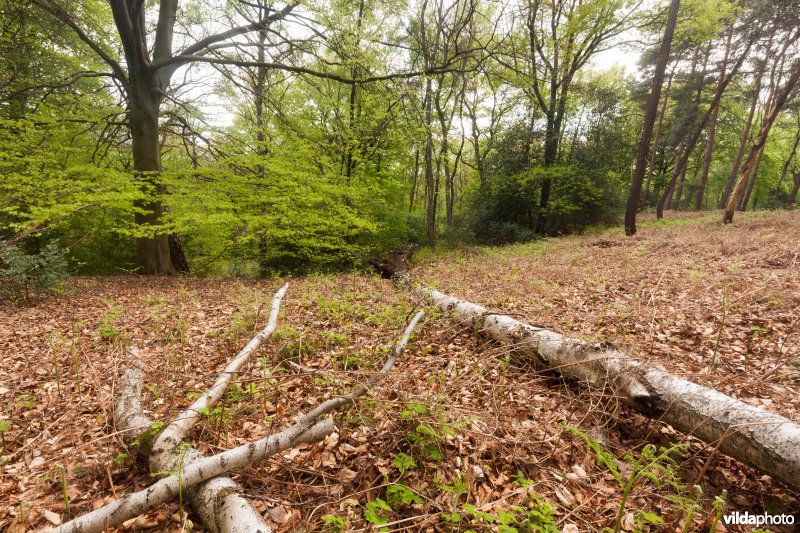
130;83;176;275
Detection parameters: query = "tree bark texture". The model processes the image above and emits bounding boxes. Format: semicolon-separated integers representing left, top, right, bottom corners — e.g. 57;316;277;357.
624;0;680;235
415;284;800;492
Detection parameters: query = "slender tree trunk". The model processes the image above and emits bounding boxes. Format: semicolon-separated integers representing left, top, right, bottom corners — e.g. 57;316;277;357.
625;0;680;235
788;171;800;208
409;148;420;212
424;80;437;246
695;29;732;210
643;71;674;208
670;143;688;210
657;138;684;219
343;0;365;182
773;122;799;202
719;63;764;209
670;49;701;211
740;144;765;210
725;60;800;223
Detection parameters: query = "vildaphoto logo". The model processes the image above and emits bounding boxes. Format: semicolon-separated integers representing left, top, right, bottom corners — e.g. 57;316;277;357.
722;511;795;526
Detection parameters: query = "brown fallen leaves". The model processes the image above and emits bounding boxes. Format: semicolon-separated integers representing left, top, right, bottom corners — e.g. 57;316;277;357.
1;210;799;532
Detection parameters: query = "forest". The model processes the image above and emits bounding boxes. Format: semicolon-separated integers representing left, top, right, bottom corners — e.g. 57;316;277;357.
1;0;799;531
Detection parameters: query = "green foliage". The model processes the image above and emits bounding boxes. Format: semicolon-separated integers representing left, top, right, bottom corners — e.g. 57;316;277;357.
0;240;71;303
398;401;462;461
442;493;560;532
320;513;345;531
364;498;392;529
386;483;422;507
561;424;688;533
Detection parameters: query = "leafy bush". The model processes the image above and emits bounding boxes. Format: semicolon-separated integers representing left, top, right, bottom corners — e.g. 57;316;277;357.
468;165;613;243
0;240;71;303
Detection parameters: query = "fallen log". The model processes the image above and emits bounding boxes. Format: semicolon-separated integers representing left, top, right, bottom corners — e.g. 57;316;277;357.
116;363;271;533
54;309;425;532
66;284;289;533
52;415;333;532
378;261;800;492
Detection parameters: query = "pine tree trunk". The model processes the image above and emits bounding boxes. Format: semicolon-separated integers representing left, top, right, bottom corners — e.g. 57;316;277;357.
725;60;800;222
740;144;765;210
719;57;764;208
695;27;732;211
643;72;673;208
625;0;680;235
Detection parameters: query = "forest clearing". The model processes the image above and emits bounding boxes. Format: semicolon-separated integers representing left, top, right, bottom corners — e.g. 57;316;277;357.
1;210;798;532
3;0;800;530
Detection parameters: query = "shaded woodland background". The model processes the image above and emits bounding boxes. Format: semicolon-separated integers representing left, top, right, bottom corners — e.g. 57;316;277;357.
1;0;799;282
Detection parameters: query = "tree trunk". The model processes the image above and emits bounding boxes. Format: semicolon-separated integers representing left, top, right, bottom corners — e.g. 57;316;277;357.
670;49;701;211
719;61;764;209
656;138;684;219
424;80;437;246
643;71;674;208
725;60;800;223
130;83;176;275
669;143;688;210
773;121;799;202
625;0;680;235
740;143;765;210
788;171;800;208
695;29;732;210
409;148;420;212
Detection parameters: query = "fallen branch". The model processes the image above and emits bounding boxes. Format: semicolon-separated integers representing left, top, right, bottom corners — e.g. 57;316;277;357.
150;283;288;470
53;416;333;532
421;286;800;491
115;362;271;533
54;309;425;532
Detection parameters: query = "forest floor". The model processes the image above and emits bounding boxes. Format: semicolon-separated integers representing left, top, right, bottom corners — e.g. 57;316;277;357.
1;209;799;532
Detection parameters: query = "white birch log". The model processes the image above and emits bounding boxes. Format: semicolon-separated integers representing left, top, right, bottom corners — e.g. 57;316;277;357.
52;414;333;533
150;283;289;471
54;310;425;532
115;360;271;533
418;286;800;492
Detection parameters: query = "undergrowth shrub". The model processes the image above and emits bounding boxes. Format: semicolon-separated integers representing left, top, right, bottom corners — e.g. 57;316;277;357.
0;240;71;303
